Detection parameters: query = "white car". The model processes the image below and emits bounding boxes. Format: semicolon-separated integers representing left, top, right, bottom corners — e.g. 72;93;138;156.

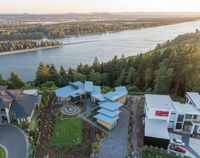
170;139;185;147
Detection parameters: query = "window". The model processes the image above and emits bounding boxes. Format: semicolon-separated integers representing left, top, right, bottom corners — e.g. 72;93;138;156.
193;115;197;120
185;114;192;120
177;115;184;122
176;123;182;130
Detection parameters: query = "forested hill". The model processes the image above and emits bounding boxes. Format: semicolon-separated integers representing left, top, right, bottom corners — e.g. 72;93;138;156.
1;30;200;97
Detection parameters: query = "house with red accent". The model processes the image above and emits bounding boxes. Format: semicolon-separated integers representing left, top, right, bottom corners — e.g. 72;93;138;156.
144;93;200;149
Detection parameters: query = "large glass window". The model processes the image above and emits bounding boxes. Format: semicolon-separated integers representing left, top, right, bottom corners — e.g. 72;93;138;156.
193;115;197;120
185;114;192;120
177;115;184;122
176;123;182;130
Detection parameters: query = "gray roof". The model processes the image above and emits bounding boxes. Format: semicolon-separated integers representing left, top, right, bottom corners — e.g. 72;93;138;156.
0;101;7;109
173;101;200;115
145;118;170;140
0;86;8;90
145;94;175;110
186;92;200;109
10;94;39;118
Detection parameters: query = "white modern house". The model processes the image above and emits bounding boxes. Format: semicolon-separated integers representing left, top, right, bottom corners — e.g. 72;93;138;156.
145;93;200;135
144;92;200;149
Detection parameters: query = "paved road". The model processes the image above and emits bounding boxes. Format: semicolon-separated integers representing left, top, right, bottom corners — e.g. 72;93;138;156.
0;125;28;158
99;108;129;158
182;134;200;158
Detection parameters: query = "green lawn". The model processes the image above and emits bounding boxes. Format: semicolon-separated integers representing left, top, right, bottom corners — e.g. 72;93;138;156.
50;117;83;146
0;147;5;158
142;148;178;158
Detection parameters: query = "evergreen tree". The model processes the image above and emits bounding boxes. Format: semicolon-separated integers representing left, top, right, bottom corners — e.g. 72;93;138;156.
126;67;136;85
88;71;101;84
59;65;67;78
8;72;24;89
35;62;50;86
0;73;3;82
59;65;68;86
115;69;127;86
154;65;173;94
36;62;49;79
93;56;100;70
49;64;57;75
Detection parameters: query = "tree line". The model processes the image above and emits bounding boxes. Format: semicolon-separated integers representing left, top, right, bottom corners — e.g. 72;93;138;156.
0;17;198;41
0;40;62;52
0;31;200;97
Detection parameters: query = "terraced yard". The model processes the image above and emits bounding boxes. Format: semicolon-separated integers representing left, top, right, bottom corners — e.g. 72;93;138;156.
50;117;83;146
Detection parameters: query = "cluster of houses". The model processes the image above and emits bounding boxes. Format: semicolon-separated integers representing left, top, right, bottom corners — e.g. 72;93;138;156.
55;81;128;129
144;92;200;149
0;86;41;125
1;80;200;151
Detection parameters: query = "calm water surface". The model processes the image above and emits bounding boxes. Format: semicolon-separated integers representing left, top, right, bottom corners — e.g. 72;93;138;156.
0;21;200;81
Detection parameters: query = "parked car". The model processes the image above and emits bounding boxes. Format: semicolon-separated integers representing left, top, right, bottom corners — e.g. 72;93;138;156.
169;144;186;154
170;139;185;146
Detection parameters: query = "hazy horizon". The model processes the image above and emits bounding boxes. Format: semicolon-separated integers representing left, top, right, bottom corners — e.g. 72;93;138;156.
1;0;200;14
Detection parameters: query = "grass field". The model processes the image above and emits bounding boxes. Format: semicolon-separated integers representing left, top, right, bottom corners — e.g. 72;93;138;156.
142;147;177;158
50;117;83;146
0;146;5;158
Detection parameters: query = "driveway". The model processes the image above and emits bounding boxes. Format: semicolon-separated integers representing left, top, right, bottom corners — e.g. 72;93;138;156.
99;108;129;158
0;125;28;158
169;132;200;158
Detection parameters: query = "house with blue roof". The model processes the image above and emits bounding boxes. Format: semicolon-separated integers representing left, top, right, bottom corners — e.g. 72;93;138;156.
94;86;128;129
55;82;128;129
56;81;107;103
104;86;128;103
94;101;123;129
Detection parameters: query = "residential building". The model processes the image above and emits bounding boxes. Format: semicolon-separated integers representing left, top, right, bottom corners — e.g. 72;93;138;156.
0;87;41;125
144;92;200;148
55;81;128;129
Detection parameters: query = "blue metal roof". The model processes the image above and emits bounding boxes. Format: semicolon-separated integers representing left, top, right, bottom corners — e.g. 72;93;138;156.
73;81;84;90
94;114;119;124
92;94;105;101
98;101;123;111
115;86;128;94
93;86;101;94
98;109;121;117
84;81;94;92
91;86;105;101
70;89;85;97
104;91;127;101
55;85;75;98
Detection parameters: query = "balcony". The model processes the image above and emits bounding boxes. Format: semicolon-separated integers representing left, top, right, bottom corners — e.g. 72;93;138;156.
192;119;200;124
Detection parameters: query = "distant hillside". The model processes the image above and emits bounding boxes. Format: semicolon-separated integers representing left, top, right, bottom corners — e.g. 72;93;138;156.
1;12;200;22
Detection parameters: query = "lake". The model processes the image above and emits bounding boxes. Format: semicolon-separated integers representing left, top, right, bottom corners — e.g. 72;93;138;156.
0;21;200;81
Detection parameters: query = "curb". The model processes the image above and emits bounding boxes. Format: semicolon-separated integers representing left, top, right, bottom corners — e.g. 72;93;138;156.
0;144;8;158
10;124;29;158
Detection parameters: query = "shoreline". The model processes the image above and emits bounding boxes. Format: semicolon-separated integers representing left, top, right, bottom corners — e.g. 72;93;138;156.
0;40;96;56
0;20;198;57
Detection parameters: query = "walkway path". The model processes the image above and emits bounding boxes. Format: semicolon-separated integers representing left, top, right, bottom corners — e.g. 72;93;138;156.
78;114;108;134
127;96;144;158
99;108;130;158
182;134;200;158
0;125;28;158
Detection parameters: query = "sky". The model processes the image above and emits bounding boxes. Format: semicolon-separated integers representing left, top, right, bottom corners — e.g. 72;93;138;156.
0;0;200;14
